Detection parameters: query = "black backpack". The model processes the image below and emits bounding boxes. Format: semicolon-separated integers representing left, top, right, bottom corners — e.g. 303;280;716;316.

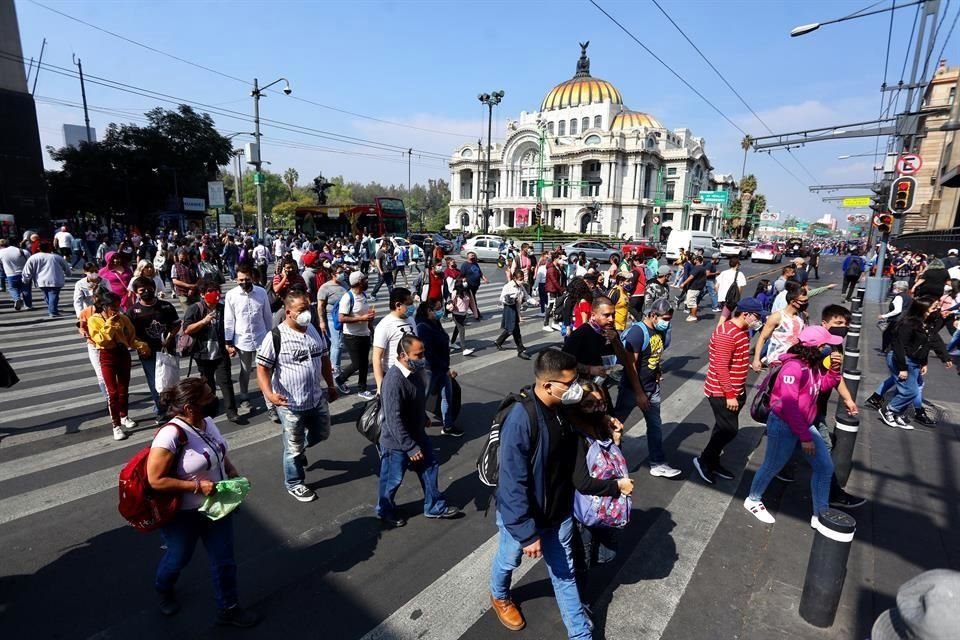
554;291;573;324
845;258;863;278
477;387;539;487
723;267;742;310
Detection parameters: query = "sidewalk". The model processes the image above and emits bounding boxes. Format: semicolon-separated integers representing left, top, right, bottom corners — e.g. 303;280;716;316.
655;298;960;640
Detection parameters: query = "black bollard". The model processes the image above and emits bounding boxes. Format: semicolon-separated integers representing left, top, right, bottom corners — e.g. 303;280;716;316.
842;368;861;404
843;342;860;372
831;414;860;486
850;311;862;331
799;509;856;628
849;297;861;314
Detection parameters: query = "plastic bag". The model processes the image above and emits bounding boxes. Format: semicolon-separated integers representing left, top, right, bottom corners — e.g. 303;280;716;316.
155;350;180;393
198;477;251;521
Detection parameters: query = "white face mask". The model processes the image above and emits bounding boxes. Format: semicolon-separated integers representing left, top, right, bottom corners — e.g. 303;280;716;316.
749;319;763;331
294;310;311;327
551;380;584;405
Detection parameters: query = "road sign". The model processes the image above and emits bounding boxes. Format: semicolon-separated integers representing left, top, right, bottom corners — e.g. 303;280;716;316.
207;181;225;208
895;154;922;176
182;197;206;212
253;171;265;186
652;215;660;224
842;196;872;208
699;190;728;204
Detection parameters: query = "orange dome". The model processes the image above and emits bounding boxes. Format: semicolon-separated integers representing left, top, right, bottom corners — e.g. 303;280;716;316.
611;110;663;131
540;77;624;112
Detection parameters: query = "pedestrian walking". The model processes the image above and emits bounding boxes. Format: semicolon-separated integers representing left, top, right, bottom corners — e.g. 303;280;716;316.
146;378;260;628
841;252;866;301
224;264;273;412
373;287;418;392
415;299;463;437
376;334;461;527
183;280;242;423
370;240;396;300
448;276;477;355
460;251;489;319
22;241;71;318
128;276;180;424
698;253;721;312
317;264;351;389
129;259;166;303
678;254;706;322
98;251;133;311
172;250;200;311
752;288;807;370
335;271;377;400
495;270;531;359
0;238;32;310
73;262;104;316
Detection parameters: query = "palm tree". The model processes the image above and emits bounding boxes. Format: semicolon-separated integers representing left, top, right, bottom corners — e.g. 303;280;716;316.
282;167;299;199
738;174;758;240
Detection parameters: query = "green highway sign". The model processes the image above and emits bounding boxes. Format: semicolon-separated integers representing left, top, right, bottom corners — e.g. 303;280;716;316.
253;172;265;185
699;190;729;204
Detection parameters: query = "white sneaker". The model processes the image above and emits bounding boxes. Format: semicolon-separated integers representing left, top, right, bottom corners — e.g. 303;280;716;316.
686;316;698;322
650;463;682;478
535;311;545;317
462;348;475;356
121;416;137;430
112;426;129;441
544;324;556;331
811;515;819;530
358;390;377;401
744;498;775;524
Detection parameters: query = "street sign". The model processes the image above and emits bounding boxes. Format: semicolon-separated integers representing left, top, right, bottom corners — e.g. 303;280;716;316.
182;197;206;212
253;171;265;186
842;196;872;207
895;154;922;176
652;215;660;224
699;190;728;204
207;181;225;208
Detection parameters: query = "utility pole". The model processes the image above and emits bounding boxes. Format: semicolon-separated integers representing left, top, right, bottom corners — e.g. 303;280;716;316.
250;76;291;240
31;38;46;95
474;139;482;231
233;149;245;229
72;54;91;143
478;91;504;234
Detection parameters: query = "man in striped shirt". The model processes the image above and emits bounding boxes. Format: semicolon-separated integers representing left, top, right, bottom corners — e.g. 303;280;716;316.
693;297;766;485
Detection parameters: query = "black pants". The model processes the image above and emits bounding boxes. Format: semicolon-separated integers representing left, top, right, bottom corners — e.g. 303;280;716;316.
842;276;859;300
811;262;819;279
468;284;481;315
339;334;371;388
700;393;746;468
628;295;645;321
196;356;237;414
495;324;525;353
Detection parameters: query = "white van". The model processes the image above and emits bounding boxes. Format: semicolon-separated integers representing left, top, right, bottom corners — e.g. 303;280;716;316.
665;230;716;260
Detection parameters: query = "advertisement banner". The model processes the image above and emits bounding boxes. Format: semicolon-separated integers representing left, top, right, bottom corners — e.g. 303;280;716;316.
515;207;530;227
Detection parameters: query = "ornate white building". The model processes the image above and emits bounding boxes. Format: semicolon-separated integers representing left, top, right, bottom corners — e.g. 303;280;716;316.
448;43;729;238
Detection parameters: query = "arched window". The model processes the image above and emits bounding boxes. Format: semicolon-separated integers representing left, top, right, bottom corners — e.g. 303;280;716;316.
558;120;566;136
570;119;578;135
582;116;589;132
584;134;601;146
519;149;539;197
594;115;602;129
461;148;473;158
548;121;555;135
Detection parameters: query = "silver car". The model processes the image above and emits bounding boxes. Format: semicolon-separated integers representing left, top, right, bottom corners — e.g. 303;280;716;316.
561;240;621;264
460;237;504;262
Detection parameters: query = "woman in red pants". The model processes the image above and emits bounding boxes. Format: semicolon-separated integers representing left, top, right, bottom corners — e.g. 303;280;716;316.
88;290;150;441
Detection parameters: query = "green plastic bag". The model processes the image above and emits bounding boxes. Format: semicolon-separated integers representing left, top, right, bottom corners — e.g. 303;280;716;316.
198;477;251;521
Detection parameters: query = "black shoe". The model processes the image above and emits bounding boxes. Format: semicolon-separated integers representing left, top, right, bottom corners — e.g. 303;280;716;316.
441;426;465;437
914;408;937;426
425;506;463;519
775;467;796;483
14;299;22;311
517;351;531;360
693;456;715;485
158;592;180;617
495;342;505;352
216;606;261;628
225;410;244;424
713;464;735;480
829;489;867;508
379;515;407;528
267;408;281;423
865;394;884;410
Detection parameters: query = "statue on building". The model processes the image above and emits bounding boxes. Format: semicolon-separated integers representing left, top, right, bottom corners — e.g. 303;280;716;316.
575;41;591;77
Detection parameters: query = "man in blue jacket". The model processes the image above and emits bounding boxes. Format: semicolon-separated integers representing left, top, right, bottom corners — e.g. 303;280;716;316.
489;348;593;638
459;251;489;319
841;252;866;301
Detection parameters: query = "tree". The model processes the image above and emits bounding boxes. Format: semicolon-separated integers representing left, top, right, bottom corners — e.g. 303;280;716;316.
271;196;313;229
324;176;354;206
282;167;299;199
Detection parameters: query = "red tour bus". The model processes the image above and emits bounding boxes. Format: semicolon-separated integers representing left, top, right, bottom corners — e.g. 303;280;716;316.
295;197;408;238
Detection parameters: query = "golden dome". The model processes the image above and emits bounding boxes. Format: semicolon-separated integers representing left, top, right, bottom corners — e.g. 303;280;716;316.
611;110;663;131
541;77;624;112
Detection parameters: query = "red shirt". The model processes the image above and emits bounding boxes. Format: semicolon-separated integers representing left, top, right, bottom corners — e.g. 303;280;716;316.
573;300;592;329
427;272;443;301
704;321;751;399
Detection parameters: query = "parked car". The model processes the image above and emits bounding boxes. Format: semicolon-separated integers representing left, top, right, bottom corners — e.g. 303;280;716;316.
620;239;659;260
751;242;783;263
460;236;503;262
560;240;621;264
775;241;787;255
718;240;751;259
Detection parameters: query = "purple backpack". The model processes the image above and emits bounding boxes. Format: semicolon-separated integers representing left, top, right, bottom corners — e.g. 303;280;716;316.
574;437;631;529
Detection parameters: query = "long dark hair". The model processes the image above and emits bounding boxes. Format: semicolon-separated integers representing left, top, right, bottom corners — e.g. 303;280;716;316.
785;343;825;369
902;295;936;328
415;299;440;323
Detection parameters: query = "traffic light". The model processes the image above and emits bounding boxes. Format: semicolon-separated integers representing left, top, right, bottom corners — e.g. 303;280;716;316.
532;203;542;226
888;176;916;214
870;182;889;212
874;213;893;233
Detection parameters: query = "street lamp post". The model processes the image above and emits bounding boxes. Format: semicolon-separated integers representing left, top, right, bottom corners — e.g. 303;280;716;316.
478;91;504;234
250;77;291;240
790;0;926;36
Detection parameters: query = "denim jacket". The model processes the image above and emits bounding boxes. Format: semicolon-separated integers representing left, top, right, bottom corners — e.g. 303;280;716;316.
495;400;550;547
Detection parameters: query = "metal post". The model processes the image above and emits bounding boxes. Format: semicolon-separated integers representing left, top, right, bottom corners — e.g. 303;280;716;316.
799;509;856;627
31;38;46;95
233;151;244;229
484;102;493;234
72;55;91;143
252;78;264;240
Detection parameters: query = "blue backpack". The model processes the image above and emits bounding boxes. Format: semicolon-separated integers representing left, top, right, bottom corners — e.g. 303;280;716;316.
331;290;355;331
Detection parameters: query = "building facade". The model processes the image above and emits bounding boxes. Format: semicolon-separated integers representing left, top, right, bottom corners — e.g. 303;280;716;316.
448;44;732;239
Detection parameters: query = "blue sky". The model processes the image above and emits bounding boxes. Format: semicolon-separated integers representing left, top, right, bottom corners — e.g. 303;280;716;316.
15;0;953;222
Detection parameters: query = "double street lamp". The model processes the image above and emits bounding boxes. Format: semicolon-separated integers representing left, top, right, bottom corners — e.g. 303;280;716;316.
478;90;504;233
250;77;292;240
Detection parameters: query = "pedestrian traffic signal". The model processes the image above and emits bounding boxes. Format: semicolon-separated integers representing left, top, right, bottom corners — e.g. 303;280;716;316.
888;176;916;214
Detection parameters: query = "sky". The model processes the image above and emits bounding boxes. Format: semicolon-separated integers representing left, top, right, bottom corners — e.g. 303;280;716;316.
14;0;958;223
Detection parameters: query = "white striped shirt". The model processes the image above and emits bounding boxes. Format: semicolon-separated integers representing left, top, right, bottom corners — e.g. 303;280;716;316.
256;323;329;411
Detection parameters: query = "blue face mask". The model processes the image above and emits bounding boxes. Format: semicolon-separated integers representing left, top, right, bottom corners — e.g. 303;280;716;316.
819;345;834;359
655;319;670;332
405;305;416;318
404;350;427;371
434;309;444;321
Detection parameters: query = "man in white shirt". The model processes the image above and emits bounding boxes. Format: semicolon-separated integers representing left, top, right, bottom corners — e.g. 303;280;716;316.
715;257;748;325
256;290;337;503
0;238;33;310
225;263;274;412
373;287;418;393
53;226;74;260
22;241;71;318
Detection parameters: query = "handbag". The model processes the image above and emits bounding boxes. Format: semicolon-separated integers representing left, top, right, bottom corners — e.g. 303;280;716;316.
155;349;181;393
749;365;780;423
356;395;383;445
573;437;631;529
0;352;19;388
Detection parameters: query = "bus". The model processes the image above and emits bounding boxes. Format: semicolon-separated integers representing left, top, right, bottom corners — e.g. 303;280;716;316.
294;197;408;238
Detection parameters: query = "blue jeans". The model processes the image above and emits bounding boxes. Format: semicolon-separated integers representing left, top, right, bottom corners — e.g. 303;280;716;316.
748;412;833;515
371;271;393;297
947;327;960;353
884;352;923;414
156;510;238;611
277;401;331;489
139;354;162;416
490;514;593;640
875;356;924;410
697;279;718;309
376;439;447;519
326;313;343;373
429;371;454;429
41;286;61;316
6;275;32;308
614;384;665;464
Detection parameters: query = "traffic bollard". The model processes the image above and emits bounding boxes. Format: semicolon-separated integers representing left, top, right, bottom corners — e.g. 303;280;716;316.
850;311;862;331
841;368;861;405
799;509;857;628
843;338;860;372
849;296;861;314
831;414;860;486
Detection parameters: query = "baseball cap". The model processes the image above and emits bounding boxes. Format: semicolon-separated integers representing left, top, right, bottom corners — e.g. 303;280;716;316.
734;297;765;317
798;325;843;347
349;271;366;286
657;265;672;277
949;248;958;255
872;569;960;640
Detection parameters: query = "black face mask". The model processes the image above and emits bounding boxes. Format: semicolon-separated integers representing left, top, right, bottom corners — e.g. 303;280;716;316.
138;290;155;302
794;302;809;312
203;397;220;419
828;326;848;338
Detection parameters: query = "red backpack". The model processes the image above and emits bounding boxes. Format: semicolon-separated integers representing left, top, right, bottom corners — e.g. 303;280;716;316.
118;421;187;533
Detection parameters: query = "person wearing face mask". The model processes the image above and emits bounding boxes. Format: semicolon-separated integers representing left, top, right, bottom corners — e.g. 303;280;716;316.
416;262;448;305
489;348;599;638
183;280;242;424
415;300;463;437
256;291;338;503
693;297;766;485
752;288;808;372
377;334;461;527
613;298;682;479
317;265;352;392
172;250;200;311
336;271;377;400
73;262;105;315
146;378;259;627
224;264;273;414
459;251;489;319
496;270;531;359
129;277;181;424
373;287;419;392
743;326;843;526
449;277;477;355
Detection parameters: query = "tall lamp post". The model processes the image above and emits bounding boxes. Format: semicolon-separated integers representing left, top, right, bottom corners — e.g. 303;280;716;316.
250;77;292;240
478;91;504;234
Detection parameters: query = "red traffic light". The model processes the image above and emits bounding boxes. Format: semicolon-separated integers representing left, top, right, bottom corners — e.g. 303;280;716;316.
888;175;916;213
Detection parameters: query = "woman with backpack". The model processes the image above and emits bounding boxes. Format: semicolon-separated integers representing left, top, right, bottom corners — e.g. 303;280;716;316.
743;326;843;525
394;243;409;285
448;276;477;356
145;378;259;628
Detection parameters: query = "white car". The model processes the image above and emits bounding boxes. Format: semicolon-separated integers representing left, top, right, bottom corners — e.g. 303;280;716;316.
751;242;783;263
375;236;409;250
719;241;750;259
460;237;504;262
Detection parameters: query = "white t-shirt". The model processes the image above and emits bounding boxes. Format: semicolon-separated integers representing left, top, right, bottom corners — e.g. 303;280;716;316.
716;268;747;303
373;313;417;369
338;289;371;336
152;418;227;510
54;231;74;249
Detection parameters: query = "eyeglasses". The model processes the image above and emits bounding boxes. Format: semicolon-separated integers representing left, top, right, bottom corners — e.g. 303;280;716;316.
547;377;579;387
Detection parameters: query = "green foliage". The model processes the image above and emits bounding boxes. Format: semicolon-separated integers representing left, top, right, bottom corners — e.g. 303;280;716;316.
324;176;355;206
740;174;758;194
751;193;767;216
282;167;299;198
271;196;313;229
